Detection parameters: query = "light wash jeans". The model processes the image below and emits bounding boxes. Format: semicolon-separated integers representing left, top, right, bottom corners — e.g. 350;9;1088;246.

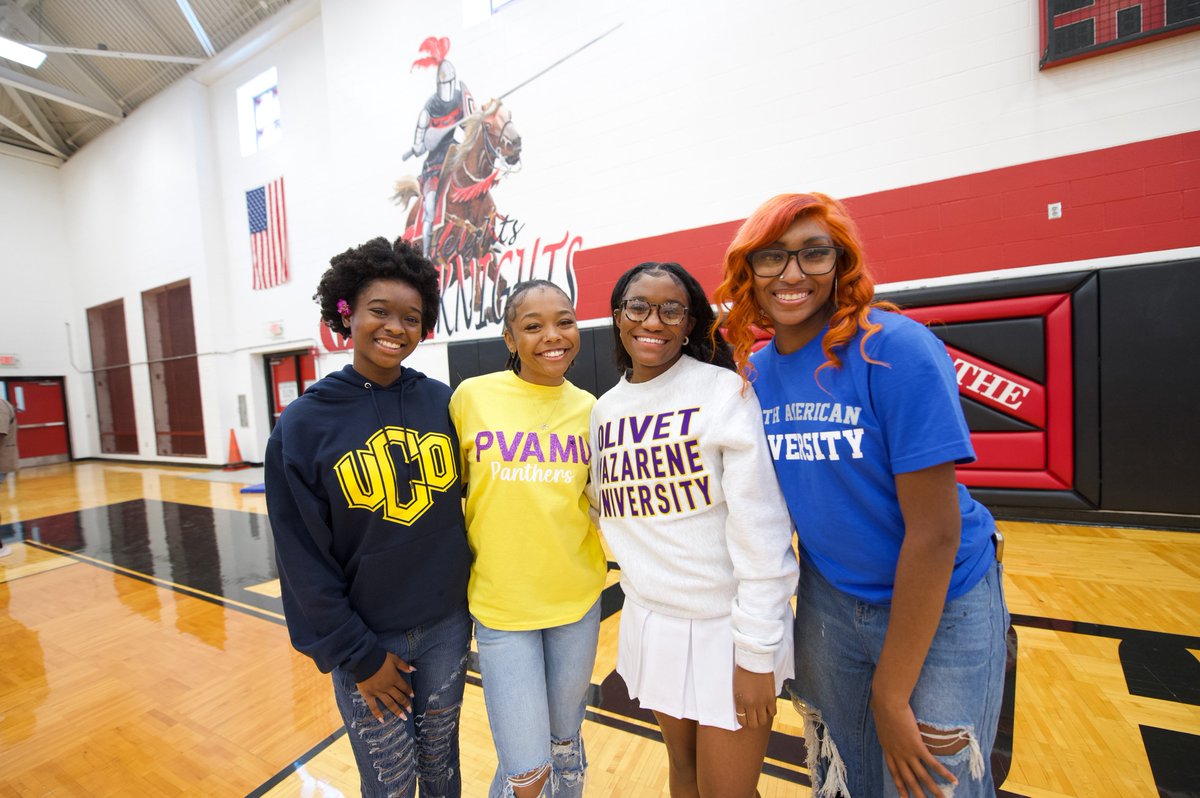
474;599;601;797
791;558;1009;798
332;607;471;798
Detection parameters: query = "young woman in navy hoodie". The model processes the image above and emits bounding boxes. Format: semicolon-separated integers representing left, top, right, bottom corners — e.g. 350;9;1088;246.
266;236;472;798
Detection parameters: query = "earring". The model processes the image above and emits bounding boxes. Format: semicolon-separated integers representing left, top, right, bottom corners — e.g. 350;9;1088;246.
683;336;690;346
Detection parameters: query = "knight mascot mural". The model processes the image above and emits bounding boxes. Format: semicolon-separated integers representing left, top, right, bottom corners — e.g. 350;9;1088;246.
394;36;523;329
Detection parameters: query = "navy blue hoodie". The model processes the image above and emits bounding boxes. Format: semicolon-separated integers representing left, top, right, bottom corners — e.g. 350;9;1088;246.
265;364;470;682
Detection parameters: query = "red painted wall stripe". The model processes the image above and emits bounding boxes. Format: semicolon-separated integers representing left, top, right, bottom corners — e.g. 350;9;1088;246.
573;131;1200;321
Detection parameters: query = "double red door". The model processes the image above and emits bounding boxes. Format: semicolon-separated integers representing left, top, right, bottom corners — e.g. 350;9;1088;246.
2;378;71;467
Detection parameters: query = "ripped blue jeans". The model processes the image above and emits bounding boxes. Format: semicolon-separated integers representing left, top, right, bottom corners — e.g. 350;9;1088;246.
474;599;600;797
332;607;471;798
791;559;1008;798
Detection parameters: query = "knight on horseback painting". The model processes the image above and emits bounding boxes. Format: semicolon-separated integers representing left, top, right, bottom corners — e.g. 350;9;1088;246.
394;36;524;331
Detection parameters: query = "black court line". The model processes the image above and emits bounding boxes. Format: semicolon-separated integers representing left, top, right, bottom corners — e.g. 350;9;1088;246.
20;538;288;626
1010;613;1200;649
245;727;347;798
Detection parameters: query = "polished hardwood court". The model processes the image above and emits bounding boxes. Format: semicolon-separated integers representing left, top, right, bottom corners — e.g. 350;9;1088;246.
1;461;1198;796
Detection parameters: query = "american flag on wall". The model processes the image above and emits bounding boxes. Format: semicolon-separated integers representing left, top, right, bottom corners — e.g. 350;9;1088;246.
246;177;289;290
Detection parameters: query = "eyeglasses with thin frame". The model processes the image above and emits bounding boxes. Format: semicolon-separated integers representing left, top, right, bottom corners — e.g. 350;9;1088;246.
747;246;844;277
618;298;689;326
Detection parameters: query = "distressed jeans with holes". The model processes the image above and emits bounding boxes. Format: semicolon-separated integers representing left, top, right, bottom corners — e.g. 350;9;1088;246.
332;607;472;798
474;599;601;798
791;559;1009;798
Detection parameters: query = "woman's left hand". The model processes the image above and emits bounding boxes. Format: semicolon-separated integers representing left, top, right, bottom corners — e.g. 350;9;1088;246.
870;694;957;798
733;666;777;729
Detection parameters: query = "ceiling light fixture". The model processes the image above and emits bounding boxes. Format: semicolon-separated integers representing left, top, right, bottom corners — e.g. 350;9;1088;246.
0;35;47;69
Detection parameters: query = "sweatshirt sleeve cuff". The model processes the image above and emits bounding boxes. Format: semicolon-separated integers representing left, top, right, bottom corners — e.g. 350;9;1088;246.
350;647;388;683
734;648;775;674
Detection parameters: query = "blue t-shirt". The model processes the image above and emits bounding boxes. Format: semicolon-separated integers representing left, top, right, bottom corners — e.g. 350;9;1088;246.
750;309;995;604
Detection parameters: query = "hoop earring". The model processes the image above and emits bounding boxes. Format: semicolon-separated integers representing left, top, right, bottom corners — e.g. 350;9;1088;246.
683;336;690;346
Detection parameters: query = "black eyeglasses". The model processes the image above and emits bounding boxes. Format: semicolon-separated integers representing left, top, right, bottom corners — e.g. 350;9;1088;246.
747;246;843;277
618;299;689;326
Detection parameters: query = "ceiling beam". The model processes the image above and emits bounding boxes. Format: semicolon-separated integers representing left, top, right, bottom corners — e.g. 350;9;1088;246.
0;65;123;120
3;84;68;152
0;109;68;158
174;0;216;57
2;4;128;116
0;137;64;166
22;44;206;65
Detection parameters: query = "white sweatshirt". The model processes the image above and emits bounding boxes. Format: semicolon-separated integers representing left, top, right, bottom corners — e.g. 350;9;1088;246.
589;355;799;673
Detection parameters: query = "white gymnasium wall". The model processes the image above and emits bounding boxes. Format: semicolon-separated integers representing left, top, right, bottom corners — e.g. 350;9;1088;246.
58;79;229;462
2;0;1197;466
46;1;336;465
319;0;1199;248
0;155;78;446
203;9;341;464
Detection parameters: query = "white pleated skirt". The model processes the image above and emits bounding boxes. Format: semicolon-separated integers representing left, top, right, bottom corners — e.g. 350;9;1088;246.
616;596;794;732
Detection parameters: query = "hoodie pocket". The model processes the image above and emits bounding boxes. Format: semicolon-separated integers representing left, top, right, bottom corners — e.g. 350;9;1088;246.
350;525;472;634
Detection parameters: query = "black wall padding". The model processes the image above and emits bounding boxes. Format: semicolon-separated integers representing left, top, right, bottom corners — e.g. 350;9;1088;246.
1098;260;1200;515
960;395;1040;432
884;264;1200;526
447;337;508;387
971;488;1096;510
882;271;1092;308
931;318;1047;382
1071;274;1101;507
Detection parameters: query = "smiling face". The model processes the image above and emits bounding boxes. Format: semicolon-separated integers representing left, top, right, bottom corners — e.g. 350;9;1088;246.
504;286;580;386
615;271;696;383
751;214;838;354
344;278;424;385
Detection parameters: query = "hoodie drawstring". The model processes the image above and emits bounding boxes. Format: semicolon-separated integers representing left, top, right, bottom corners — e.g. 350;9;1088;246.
364;378;412;502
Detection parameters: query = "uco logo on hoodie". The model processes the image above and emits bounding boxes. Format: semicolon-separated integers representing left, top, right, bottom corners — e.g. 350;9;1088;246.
334;427;457;525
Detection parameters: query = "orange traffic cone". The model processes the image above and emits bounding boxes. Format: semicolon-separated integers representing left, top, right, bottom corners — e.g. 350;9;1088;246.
221;429;251;471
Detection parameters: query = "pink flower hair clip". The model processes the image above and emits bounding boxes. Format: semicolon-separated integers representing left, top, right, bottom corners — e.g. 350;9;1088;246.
336;299;351;317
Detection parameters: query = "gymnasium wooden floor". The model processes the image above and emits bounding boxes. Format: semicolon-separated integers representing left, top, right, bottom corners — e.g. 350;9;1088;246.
1;461;1197;796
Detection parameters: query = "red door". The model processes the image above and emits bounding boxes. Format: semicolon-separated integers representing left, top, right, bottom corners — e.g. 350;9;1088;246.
3;378;70;467
266;350;317;430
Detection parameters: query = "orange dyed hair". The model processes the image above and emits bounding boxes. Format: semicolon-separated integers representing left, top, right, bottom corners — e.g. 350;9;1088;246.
712;192;897;382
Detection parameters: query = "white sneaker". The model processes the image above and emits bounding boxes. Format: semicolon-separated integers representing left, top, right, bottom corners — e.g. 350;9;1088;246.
0;543;11;557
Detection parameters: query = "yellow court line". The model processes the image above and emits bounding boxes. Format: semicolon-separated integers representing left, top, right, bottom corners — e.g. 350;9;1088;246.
587;705;660;734
0;542;82;583
26;539;287;621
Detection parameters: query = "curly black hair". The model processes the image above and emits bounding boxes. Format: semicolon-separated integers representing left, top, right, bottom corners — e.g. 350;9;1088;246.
314;237;440;337
609;262;735;373
502;279;574;374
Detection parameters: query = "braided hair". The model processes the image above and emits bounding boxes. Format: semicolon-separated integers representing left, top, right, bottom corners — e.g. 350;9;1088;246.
609;262;735;374
502;280;575;374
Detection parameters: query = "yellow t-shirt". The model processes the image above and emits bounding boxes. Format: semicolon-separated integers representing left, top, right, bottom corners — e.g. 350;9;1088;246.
450;370;606;630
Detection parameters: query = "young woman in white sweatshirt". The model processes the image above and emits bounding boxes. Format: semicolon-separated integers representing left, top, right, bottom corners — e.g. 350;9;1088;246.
590;261;798;798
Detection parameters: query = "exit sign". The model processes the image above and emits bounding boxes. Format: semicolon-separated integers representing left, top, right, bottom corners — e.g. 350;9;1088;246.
0;354;17;367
